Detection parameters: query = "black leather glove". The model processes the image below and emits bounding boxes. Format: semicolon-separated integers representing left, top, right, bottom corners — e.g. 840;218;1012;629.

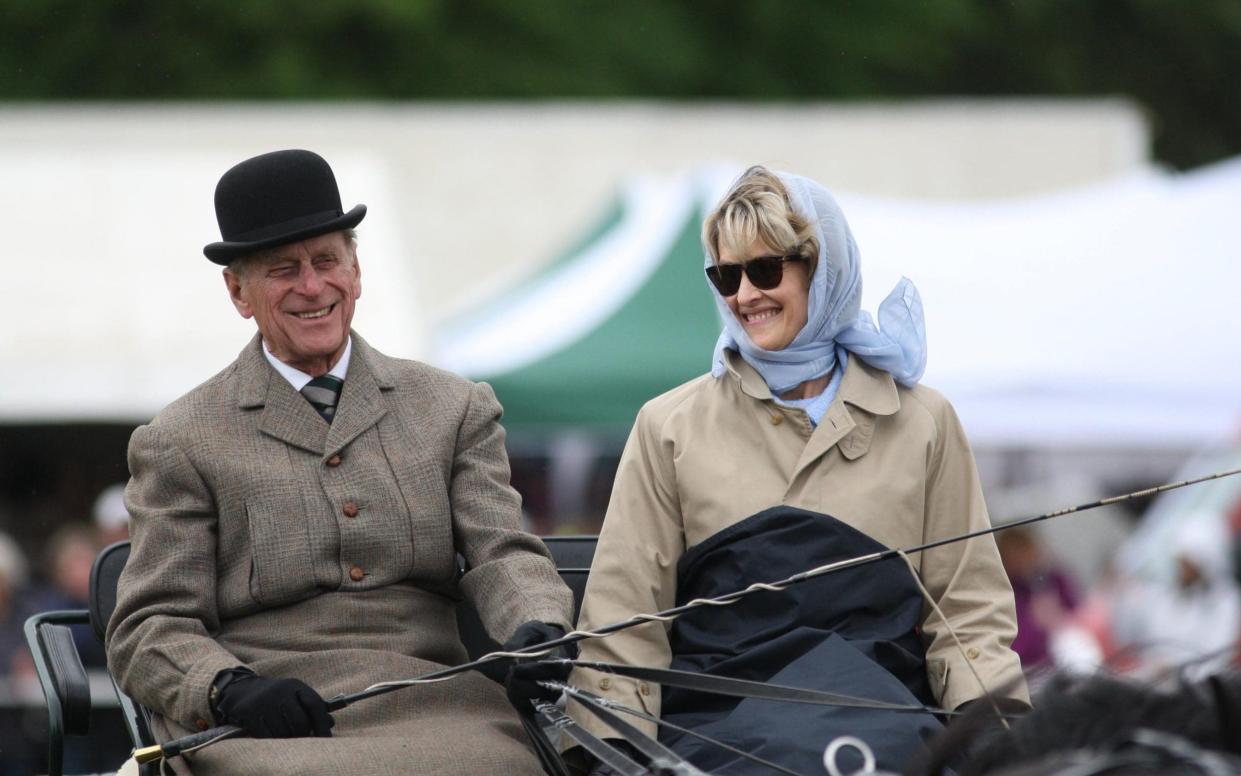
210;668;335;738
479;621;578;711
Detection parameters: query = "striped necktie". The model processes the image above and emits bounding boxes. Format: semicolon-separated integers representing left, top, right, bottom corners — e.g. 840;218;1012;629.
301;375;343;422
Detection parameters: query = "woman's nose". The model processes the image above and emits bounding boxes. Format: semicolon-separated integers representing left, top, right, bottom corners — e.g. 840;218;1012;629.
735;273;762;304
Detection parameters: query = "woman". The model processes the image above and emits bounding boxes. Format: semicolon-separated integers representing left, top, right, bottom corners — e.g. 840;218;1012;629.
567;167;1028;774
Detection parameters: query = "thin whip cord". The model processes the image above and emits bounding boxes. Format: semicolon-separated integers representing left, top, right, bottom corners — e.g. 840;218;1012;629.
895;549;1010;729
559;683;811;776
360;466;1241;695
556;465;1241;661
357;552;884;694
559;552;882;638
154;466;1241;760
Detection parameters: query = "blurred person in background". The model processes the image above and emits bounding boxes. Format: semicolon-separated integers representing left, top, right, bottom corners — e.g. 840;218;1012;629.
0;532;41;776
107;149;573;775
996;526;1098;675
564;167;1027;775
0;530;33;680
1112;517;1241;680
41;524;107;668
92;482;130;547
1228;492;1241;589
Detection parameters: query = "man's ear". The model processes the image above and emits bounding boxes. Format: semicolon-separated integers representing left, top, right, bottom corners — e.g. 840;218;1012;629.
223;269;254;319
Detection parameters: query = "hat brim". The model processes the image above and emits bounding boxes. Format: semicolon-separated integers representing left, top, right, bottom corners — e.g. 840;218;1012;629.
203;204;367;265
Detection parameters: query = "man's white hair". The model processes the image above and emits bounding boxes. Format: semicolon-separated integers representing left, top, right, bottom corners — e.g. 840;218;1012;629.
226;228;358;279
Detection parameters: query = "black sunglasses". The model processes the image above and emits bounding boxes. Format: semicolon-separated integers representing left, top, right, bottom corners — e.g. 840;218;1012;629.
705;255;804;296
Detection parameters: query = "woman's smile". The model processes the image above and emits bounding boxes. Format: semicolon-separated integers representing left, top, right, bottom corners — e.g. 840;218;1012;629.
742;307;782;325
719;238;809;352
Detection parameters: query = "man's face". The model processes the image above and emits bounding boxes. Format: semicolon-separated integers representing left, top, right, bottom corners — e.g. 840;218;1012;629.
224;231;361;376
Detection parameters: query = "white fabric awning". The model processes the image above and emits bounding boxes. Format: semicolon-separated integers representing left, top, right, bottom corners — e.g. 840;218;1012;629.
2;148;423;422
841;159;1241;447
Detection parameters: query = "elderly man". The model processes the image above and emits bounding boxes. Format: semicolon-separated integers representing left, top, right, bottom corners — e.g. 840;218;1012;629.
107;149;573;775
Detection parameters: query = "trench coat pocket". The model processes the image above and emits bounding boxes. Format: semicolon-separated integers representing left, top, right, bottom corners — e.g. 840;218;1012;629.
245;496;318;606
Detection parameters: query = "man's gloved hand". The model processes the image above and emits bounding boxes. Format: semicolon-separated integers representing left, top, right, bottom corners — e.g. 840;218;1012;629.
210;668;335;738
479;620;578;711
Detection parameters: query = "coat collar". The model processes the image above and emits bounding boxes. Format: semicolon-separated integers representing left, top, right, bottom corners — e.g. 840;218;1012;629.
723;349;900;417
724;349;900;467
835;354;901;417
235;330;394;456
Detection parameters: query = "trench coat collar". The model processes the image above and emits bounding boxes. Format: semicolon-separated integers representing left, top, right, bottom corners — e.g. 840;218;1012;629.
236;330;394;456
820;354;900;462
723;349;900;465
722;349;900;416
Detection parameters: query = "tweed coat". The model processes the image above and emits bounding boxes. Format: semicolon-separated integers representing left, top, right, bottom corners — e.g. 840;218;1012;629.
568;352;1028;743
107;332;574;775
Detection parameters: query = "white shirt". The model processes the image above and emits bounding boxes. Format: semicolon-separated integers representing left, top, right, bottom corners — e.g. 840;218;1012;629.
262;337;352;391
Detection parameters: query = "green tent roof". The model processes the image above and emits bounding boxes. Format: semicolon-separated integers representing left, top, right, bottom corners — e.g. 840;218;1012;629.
433;175;724;432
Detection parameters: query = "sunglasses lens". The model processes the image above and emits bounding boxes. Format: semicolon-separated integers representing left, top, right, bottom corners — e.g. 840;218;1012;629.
706;264;743;295
708;256;796;295
745;257;785;290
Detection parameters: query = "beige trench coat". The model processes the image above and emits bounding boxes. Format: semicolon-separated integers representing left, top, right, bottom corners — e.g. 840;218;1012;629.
568;352;1028;742
107;333;573;775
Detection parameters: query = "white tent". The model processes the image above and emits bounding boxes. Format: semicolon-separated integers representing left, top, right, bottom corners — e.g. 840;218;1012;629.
841;158;1241;448
3;123;1238;449
1;147;422;422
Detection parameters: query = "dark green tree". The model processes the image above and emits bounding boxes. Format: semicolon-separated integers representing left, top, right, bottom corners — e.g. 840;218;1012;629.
1;0;1238;168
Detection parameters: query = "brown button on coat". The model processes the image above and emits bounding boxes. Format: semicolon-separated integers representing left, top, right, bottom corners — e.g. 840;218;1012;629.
108;333;573;775
568;352;1028;742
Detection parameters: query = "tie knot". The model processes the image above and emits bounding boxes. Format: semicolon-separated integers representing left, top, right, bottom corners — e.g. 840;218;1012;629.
302;375;343;421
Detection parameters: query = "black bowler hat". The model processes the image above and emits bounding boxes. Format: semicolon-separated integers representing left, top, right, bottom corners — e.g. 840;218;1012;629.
203;149;367;264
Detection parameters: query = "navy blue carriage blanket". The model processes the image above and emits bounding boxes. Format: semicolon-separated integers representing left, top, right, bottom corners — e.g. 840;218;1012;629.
658;506;943;775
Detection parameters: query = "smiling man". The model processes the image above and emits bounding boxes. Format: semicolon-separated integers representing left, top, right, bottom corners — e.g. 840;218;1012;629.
106;150;574;775
223;230;361;378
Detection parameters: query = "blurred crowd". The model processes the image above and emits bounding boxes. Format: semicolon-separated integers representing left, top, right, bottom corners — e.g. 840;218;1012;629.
7;474;1241;692
4;462;1241;773
0;484;130;774
997;482;1241;686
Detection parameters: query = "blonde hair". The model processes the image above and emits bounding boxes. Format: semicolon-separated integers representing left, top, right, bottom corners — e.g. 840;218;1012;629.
702;166;819;276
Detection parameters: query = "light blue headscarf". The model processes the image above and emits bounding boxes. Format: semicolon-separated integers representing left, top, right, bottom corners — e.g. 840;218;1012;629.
708;172;927;395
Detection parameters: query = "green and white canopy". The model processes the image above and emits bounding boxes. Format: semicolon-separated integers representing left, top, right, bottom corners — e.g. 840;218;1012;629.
433;163;1241;448
432;174;728;433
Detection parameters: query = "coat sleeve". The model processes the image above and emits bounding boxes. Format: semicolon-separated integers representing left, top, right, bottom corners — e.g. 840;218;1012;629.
105;423;248;730
453;381;573;641
566;403;685;742
914;394;1030;710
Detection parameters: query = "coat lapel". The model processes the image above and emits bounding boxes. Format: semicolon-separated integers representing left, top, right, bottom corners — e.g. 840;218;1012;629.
725;353;861;478
782;354;901;481
236;334;328;456
235;332;393;457
325;334;392;455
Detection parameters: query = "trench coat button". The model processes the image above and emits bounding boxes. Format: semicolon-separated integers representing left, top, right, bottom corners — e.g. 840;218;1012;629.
598;677;611;691
343;502;359;518
195;718;210;731
639;682;651;696
326;454;342;467
770;413;783;426
349;565;365;582
966;646;980;660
